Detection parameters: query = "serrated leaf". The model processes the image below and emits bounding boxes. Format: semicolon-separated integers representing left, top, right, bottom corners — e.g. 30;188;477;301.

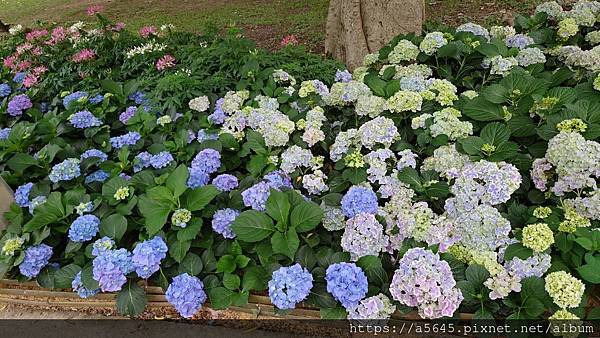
271;229;299;260
99;214;127;241
116;280;147;317
290;201;323;233
182;185;220;211
265;189;290;225
166;165;189;198
230;210;275;242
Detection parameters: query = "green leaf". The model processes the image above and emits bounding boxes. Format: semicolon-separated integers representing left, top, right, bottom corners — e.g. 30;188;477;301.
23;192;65;232
179;253;203;275
242;266;268;292
116;280;147;317
166;165;189;198
397;167;424;192
37;267;56;289
504;243;533;261
271;229;299;260
177;218;202;241
320;307;347;319
99;214;127;241
230;210;275;242
465;264;489;285
216;255;236;273
463;96;504;121
169;240;191;263
102;177;130;205
235;255;251;268
523;298;545;318
54;264;81;289
81;265;99;290
183;185;220;211
7;153;38;172
207;287;233;310
290;201;323;233
138;196;171;236
363;73;386;97
521;276;546;300
265;189;290;225
508;115;537;137
576;256;600;283
356;255;387;286
223;273;241;290
480;122;511;146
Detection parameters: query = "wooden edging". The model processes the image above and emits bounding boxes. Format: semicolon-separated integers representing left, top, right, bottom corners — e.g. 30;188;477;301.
0;279;475;320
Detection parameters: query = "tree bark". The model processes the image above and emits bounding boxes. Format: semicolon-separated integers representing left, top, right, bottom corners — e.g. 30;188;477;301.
325;0;425;70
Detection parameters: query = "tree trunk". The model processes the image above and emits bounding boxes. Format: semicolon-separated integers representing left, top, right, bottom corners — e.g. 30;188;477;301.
325;0;425;70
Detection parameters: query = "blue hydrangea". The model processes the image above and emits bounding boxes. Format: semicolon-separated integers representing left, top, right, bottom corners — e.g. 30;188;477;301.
92;237;115;257
92;248;133;292
49;158;81;183
7;94;32;117
0;128;10;140
119;106;137;124
81;149;108;163
187;166;210;189
264;170;292;189
72;271;100;298
110;131;141;149
504;34;534;49
268;264;313;309
335;69;353;83
132;236;168;279
191;148;221;174
134;151;153;172
197;129;219;142
69;110;102;129
28;196;46;215
89;94;104;104
212;208;240;239
208;98;226;124
129;91;148;105
14;182;33;207
13;72;26;84
19;244;53;278
85;170;110;183
0;83;11;97
149;151;173;169
341;186;379;218
63;91;88;108
325;262;368;309
212;174;239;192
165;273;207;318
242;181;272;211
68;214;100;242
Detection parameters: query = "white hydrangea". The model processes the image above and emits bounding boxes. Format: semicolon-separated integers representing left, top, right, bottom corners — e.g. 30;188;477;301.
280;145;313;173
188;96;210;112
302;170;329;195
388;40;420;63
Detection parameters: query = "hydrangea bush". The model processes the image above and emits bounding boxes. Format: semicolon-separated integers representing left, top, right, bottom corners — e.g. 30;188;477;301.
0;2;599;321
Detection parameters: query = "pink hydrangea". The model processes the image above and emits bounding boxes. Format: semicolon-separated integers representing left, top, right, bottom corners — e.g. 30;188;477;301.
23;74;38;88
139;26;158;38
72;49;96;63
25;29;48;41
156;54;176;71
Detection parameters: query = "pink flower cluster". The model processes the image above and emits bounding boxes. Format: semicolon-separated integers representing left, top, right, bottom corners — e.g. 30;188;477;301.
87;4;104;16
280;35;299;47
139;26;158;38
156;54;176;71
72;49;97;63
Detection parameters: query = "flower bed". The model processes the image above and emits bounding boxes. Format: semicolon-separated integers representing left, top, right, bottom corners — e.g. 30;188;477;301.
0;1;599;324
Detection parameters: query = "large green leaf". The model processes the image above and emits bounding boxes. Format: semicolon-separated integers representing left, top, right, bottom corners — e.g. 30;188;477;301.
242;266;268;292
265;189;290;225
166;165;189;199
480;122;510;146
178;253;203;275
54;264;81;289
116;280;147;317
23;192;66;232
99;214;127;241
290;201;323;232
463;96;504;121
230;210;275;242
182;185;220;211
271;229;299;260
138;196;171;236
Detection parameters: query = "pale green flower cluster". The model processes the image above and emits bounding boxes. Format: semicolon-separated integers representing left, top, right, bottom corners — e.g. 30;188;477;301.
586;31;600;45
355;94;388;117
516;47;547;67
419;32;448;55
156;115;172;126
557;18;579;39
246;107;295;147
427;108;473;140
426;79;458;106
487;55;518;76
171;208;192;228
490;25;516;39
422;144;469;178
533;206;552;219
594;73;600;91
114;186;130;201
302;107;326;147
391;64;433;80
388;40;420;63
1;236;25;256
221;90;249;114
387;90;423;113
363;53;380;67
461;90;479;99
522;223;555;252
544;271;585;309
321;204;345;231
556;118;587;133
558;206;591;233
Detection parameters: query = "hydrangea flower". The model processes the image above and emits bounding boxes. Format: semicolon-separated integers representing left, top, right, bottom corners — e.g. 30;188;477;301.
191;148;221;174
522;223;554;252
69;110;102;129
92;248;133;292
75;201;94;215
2;236;25;256
68;214;100;242
420;32;447;55
119;106;138;124
81;149;108;163
28;196;46;215
484;269;522;300
165;273;207;318
49;158;81;183
114;186;130;201
92;237;115;257
341;186;378;218
187;167;210;189
63;91;88;108
171;209;192;228
85;170;110;183
335;69;352;83
341;213;384;260
212;174;238;192
0;83;11;97
0;127;11;140
189;96;210;112
388;40;420;63
302;170;329;195
132;236;168;279
347;294;396;320
110;131;141;149
505;253;551;279
72;271;100;298
14;182;33;207
545;271;584;309
325;262;368;309
19;244;53;278
504;34;534;49
456;22;490;40
268;264;313;309
390;248;463;319
322;204;346;231
212;208;239;239
7;94;32;117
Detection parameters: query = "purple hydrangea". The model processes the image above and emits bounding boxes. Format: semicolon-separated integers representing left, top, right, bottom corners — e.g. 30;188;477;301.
264;170;292;190
92;248;133;292
197;129;219;142
325;262;368;309
341;186;379;218
110;131;141;149
187;167;210;189
0;83;11;97
268;264;313;309
132;236;168;279
242;181;271;211
85;170;110;183
0;127;10;140
208;98;226;124
7;94;32;117
212;208;240;239
19;244;53;278
212;174;239;192
92;237;115;257
63;91;88;108
68;214;100;242
504;34;534;49
14;182;33;207
119;106;138;124
49;158;81;183
72;271;100;298
505;253;552;279
335;69;353;83
69;110;102;129
165;273;207;318
191;148;221;174
390;248;463;319
81;149;108;163
89;94;104;104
